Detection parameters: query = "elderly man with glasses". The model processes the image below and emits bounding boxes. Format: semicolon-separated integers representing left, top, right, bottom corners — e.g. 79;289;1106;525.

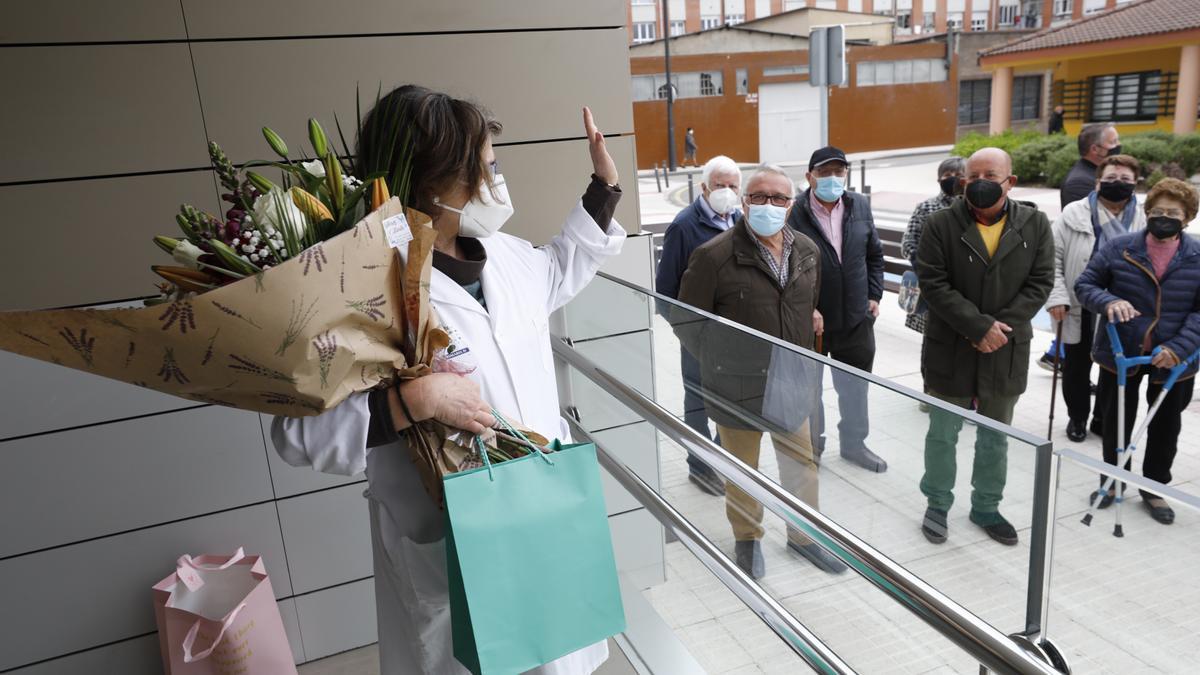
786;146;888;473
674;165;846;579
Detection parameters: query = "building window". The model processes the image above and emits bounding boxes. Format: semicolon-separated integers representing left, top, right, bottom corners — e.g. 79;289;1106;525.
971;10;988;30
1022;0;1044;26
1083;0;1106;12
631;0;656;4
816;0;838;8
726;13;745;24
1012;75;1043;120
701;16;722;29
669;20;686;36
1053;0;1073;16
875;0;896;14
848;0;864;11
631;72;726;101
783;0;806;9
959;79;991;125
700;72;719;96
924;11;937;29
632;22;656;43
1090;70;1165;122
897;10;912;28
998;3;1019;25
736;68;749;94
947;12;964;28
763;64;810;76
857;59;947;87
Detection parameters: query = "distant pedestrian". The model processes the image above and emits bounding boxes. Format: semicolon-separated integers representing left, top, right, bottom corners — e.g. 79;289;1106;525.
902;157;965;335
684;127;698;166
1048;105;1065;135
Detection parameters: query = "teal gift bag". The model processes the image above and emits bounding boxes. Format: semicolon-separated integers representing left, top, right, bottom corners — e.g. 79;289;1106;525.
444;418;626;675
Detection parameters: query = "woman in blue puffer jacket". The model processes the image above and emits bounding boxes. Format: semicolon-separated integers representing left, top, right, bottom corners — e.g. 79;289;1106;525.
1075;177;1200;525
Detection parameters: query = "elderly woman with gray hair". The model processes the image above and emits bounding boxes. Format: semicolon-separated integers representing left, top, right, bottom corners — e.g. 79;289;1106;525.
901;157;966;335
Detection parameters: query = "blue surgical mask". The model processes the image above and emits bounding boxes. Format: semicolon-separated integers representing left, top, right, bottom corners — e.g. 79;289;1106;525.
814;176;846;202
746;204;788;237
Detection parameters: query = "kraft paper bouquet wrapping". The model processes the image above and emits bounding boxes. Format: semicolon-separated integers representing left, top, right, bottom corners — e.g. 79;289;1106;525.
0;115;549;504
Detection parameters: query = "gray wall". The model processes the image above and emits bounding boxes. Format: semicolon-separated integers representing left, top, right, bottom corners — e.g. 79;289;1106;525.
0;1;643;671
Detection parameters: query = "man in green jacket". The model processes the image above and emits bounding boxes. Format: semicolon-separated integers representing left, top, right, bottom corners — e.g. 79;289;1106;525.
914;147;1054;546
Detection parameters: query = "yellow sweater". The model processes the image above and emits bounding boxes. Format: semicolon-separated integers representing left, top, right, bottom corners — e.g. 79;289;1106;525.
976;215;1007;257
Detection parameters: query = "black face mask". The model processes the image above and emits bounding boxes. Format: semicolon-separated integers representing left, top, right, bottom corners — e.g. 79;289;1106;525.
1147;215;1183;240
939;176;962;197
1107;144;1123;157
965;179;1005;210
1098;180;1135;203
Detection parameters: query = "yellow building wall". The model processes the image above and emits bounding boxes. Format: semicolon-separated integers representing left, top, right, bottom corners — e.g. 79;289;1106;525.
1004;46;1194;136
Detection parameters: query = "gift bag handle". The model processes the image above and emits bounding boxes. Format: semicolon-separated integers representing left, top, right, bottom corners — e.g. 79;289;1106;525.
175;547;246;592
491;410;554;466
474;410;555;482
181;601;247;663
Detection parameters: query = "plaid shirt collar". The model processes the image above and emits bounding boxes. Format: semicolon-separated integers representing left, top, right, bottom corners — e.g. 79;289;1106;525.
750;225;794;287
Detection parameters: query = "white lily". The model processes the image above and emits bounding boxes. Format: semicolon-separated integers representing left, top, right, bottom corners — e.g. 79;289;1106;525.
252;187;309;247
171;240;206;269
301;160;326;178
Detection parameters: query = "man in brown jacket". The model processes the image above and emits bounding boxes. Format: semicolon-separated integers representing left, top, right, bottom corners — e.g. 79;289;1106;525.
675;165;846;579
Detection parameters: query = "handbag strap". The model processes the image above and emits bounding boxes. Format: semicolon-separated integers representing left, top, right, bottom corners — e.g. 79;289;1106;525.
181;601;247;663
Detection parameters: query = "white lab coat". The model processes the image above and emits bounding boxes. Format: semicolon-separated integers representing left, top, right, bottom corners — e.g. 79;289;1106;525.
271;202;626;674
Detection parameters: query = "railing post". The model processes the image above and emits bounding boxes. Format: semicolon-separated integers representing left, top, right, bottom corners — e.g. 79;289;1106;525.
1025;441;1060;641
654;163;662;193
687;172;695;202
663;162;670;188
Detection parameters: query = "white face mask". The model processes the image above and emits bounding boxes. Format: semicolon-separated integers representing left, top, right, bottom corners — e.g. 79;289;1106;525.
436;174;514;238
706;187;739;215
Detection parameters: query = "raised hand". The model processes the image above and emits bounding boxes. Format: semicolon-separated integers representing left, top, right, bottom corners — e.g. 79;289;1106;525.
583;107;618;185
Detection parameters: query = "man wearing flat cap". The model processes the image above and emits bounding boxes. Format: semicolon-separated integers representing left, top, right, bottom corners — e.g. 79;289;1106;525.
786;146;887;473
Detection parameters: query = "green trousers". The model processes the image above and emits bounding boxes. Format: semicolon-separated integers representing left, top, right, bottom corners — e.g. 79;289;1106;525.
919;391;1019;513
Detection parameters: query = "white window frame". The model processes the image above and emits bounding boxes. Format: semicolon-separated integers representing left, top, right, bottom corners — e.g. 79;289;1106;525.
947;12;964;28
1053;0;1073;16
669;20;686;36
971;10;988;30
632;21;657;43
726;13;746;24
997;3;1018;25
701;16;722;30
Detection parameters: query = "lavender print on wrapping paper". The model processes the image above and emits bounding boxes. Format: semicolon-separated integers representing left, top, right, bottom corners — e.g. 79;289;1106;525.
346;295;386;322
59;327;96;366
157;348;189;384
313;331;337;389
159;300;197;334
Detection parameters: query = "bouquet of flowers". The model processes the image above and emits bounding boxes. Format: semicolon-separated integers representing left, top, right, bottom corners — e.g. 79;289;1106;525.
0;103;548;502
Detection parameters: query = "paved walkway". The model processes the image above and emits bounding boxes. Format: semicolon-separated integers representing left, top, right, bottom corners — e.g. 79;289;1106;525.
641;300;1200;674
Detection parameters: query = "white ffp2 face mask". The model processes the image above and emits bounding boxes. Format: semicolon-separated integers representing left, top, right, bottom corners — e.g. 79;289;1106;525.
706;187;739;215
437;175;515;238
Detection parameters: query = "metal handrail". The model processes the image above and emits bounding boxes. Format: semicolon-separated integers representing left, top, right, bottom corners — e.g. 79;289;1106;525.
1057;448;1200;514
599;270;1050;449
563;415;857;675
554;339;1062;675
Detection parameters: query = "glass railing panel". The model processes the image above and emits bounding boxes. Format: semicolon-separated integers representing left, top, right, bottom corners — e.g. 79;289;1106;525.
557;273;1054;643
1043;450;1200;674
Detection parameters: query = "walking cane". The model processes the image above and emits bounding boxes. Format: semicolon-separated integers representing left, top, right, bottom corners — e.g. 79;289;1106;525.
1047;319;1064;439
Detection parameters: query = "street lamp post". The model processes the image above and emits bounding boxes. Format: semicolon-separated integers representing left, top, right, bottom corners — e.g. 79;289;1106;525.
663;0;677;171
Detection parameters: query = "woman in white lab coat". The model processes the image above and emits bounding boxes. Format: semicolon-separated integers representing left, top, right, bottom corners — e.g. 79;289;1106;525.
271;85;626;674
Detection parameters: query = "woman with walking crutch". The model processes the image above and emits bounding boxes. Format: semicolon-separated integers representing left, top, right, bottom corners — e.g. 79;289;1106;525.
1045;154;1145;442
1075;177;1200;524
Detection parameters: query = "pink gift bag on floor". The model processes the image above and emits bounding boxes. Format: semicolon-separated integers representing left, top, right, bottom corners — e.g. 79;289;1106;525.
153;548;298;675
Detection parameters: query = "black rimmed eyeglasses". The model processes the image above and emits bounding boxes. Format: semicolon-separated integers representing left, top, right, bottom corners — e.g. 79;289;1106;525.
745;193;793;207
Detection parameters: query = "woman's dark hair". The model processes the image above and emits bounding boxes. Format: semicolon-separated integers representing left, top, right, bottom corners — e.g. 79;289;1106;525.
355;85;502;215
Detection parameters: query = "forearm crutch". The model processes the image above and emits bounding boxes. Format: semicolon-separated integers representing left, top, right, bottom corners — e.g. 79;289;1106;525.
1082;323;1200;536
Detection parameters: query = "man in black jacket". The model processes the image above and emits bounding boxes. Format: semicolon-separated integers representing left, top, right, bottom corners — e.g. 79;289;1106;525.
1061;123;1120;208
786;146;887;472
